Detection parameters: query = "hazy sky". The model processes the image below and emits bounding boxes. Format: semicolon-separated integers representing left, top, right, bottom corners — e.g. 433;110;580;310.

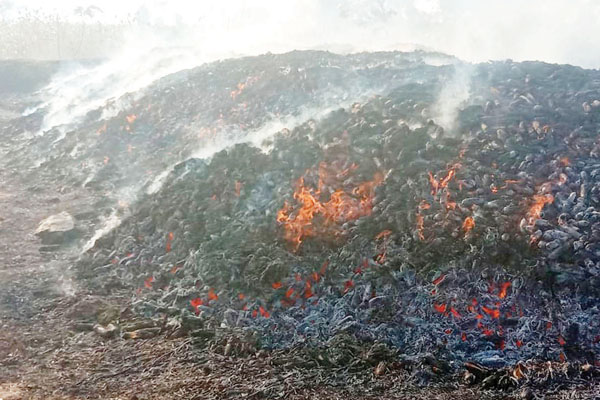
1;0;600;68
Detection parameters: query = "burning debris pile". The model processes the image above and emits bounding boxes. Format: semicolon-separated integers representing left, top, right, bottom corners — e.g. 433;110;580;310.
76;56;600;389
2;51;447;195
1;52;455;255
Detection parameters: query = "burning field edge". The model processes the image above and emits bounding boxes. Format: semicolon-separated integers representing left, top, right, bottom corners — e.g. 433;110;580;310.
2;52;600;399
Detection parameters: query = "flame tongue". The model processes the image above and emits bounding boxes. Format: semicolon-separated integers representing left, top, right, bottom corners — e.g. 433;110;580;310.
462;216;475;233
527;193;554;224
277;163;383;249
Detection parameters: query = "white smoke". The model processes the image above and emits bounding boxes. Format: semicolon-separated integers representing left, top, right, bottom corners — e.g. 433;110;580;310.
432;63;473;134
6;0;599;137
3;1;600;68
147;92;380;195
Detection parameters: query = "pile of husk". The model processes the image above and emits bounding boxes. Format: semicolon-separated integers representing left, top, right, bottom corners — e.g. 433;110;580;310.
74;56;600;386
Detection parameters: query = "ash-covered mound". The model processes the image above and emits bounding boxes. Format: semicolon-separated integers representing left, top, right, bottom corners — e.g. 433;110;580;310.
2;51;458;250
78;58;600;380
2;51;450;194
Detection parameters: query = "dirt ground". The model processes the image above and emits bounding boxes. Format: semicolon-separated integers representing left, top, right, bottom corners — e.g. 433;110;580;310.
1;150;599;400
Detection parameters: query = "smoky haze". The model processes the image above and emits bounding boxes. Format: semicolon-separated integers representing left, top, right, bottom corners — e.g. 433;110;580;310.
0;0;599;69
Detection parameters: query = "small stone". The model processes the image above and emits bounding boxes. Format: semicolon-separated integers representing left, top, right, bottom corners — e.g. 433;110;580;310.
93;323;118;338
35;211;78;245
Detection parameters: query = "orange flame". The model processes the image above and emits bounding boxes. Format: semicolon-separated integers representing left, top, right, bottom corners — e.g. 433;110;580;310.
462;216;475;233
433;303;447;313
277;165;384;249
207;288;218;301
428;172;439;195
527;194;554;224
439;168;456;188
230;76;259;99
498;282;511;299
190;298;203;315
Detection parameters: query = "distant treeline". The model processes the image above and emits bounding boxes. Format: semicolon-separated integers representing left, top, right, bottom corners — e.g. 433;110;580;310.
0;17;127;60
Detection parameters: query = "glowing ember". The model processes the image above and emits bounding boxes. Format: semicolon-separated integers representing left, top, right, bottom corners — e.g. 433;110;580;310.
144;276;154;289
311;271;320;282
482;306;500;319
125;114;137;124
482;328;494;337
277;164;384;249
450;307;462;319
433;303;447;313
207;288;218;301
343;280;355;294
272;282;282;289
304;286;314;299
462;216;475;233
319;260;329;275
559;157;570;166
190;298;203;315
166;231;174;252
432;274;446;286
259;306;270;318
